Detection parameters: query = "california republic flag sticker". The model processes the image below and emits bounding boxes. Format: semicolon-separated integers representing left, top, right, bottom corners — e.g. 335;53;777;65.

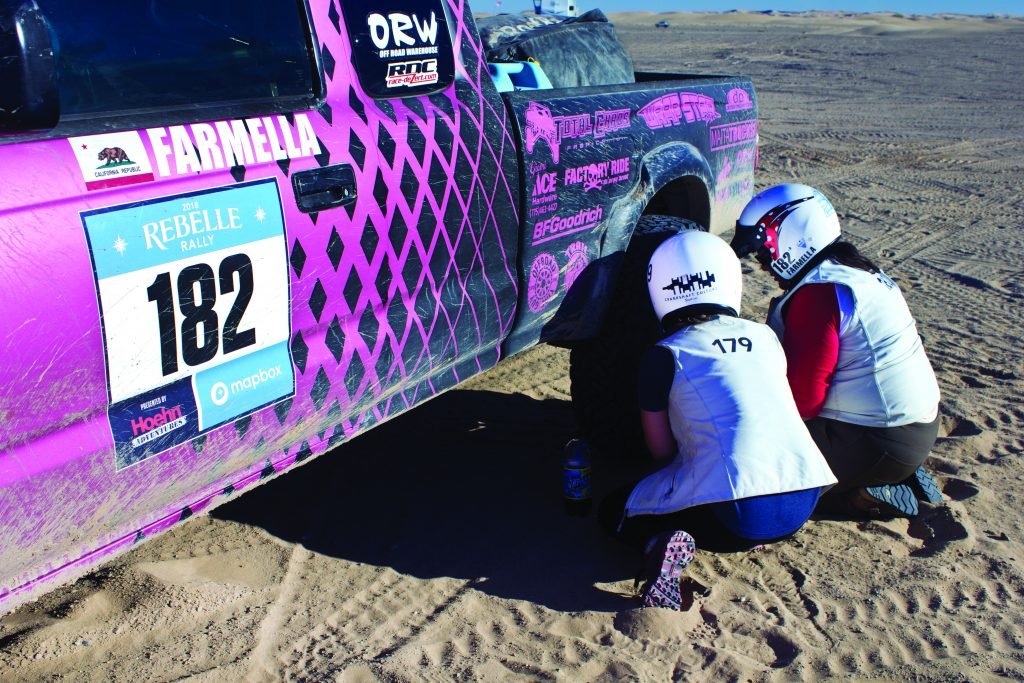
69;131;155;191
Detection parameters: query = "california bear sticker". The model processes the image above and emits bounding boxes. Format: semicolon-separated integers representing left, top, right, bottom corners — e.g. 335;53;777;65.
69;131;155;191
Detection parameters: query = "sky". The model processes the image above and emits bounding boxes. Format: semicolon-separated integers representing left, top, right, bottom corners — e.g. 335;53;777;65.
505;1;1021;15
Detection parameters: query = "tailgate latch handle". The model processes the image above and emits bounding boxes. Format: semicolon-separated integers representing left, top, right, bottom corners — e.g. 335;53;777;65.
291;163;357;213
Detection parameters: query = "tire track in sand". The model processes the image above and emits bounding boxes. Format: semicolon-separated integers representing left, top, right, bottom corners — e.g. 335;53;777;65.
277;570;478;680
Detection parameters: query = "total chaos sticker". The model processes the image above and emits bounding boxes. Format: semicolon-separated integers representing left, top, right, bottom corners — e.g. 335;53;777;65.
81;179;295;469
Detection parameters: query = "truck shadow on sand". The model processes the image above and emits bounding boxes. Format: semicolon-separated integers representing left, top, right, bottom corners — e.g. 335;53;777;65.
214;389;650;613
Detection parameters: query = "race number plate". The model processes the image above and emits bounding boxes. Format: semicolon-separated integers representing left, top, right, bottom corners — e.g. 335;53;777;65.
82;179;295;469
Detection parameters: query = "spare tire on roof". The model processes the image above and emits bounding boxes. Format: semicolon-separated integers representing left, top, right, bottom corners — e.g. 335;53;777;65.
477;10;635;89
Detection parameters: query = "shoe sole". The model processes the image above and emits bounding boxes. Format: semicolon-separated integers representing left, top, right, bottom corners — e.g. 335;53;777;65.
907;467;944;504
863;483;919;517
641;530;697;610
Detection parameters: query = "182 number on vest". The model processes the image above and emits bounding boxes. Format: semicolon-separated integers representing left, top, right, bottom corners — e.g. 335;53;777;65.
712;337;752;353
146;253;256;376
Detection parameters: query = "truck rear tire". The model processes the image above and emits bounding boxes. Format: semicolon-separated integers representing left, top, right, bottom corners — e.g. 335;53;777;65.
569;214;704;457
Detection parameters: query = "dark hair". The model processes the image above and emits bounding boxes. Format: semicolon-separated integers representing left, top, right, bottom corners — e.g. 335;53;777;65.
782;239;881;289
823;240;880;273
662;304;736;333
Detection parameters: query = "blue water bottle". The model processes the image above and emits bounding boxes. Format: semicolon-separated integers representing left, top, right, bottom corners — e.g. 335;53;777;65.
562;438;592;516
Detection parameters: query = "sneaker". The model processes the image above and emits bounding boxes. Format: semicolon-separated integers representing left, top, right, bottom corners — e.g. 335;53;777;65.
638;530;697;610
904;466;944;504
860;484;919;517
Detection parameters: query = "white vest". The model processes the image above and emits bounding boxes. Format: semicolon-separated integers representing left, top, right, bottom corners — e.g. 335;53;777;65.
768;260;940;427
624;316;836;518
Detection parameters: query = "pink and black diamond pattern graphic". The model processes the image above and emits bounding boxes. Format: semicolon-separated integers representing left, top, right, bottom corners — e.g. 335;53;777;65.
197;0;522;469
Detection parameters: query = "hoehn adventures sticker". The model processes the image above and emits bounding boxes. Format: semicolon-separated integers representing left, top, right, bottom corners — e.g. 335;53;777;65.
81;179;295;469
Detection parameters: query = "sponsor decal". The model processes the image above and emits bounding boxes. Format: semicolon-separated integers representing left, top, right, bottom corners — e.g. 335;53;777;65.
564;157;630;192
129;402;187;449
564;241;589;290
638;92;720;130
663;271;716;295
72;115;321;188
709;119;758;151
716;178;753;204
367;11;440;56
528;200;558;218
347;1;454;99
594;108;631;138
525;104;633;162
533;171;558;195
525;102;560;163
528;252;559;313
777;246;816;278
714;148;755;203
659;270;721;308
529;167;559;218
726;87;754;112
532;206;603;245
716;156;734;188
557;114;592;143
81;179;295;469
385;58;439;87
69;131;155;191
147;113;320;177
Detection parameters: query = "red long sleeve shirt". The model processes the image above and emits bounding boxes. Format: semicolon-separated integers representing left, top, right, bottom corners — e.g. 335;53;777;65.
780;283;841;419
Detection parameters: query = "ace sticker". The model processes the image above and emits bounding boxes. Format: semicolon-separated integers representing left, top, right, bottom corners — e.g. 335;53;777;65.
82;179;295;469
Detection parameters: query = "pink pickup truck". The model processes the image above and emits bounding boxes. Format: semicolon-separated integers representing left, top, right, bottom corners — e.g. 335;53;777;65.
0;0;758;612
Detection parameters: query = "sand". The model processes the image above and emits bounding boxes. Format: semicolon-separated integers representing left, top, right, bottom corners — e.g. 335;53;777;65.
2;10;1024;682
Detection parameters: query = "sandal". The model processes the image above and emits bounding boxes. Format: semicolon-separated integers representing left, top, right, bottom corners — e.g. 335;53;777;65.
637;530;697;610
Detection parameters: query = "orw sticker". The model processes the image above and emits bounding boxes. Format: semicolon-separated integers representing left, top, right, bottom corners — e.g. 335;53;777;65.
81;179;295;469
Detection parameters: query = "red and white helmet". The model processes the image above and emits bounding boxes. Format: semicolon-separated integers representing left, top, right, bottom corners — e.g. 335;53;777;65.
730;184;841;282
647;231;742;324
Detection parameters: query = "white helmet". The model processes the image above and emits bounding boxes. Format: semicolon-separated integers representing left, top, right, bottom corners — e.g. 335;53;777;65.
730;184;841;282
647;231;742;324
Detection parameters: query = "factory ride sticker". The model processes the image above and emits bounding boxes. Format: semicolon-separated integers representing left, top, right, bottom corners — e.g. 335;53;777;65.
81;179;295;469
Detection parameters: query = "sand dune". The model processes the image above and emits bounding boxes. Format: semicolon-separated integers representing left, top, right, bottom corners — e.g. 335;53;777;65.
2;11;1023;682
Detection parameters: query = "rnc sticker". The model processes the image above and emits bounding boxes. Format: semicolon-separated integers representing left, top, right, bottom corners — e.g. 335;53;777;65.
81;179;295;469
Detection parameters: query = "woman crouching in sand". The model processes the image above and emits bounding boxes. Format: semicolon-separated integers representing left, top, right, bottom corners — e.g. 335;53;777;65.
730;184;943;517
601;231;835;610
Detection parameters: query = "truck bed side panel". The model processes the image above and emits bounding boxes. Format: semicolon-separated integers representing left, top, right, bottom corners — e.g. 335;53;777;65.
501;78;758;354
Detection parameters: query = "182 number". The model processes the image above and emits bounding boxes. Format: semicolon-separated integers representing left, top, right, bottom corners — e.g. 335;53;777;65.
712;337;752;354
146;253;256;376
